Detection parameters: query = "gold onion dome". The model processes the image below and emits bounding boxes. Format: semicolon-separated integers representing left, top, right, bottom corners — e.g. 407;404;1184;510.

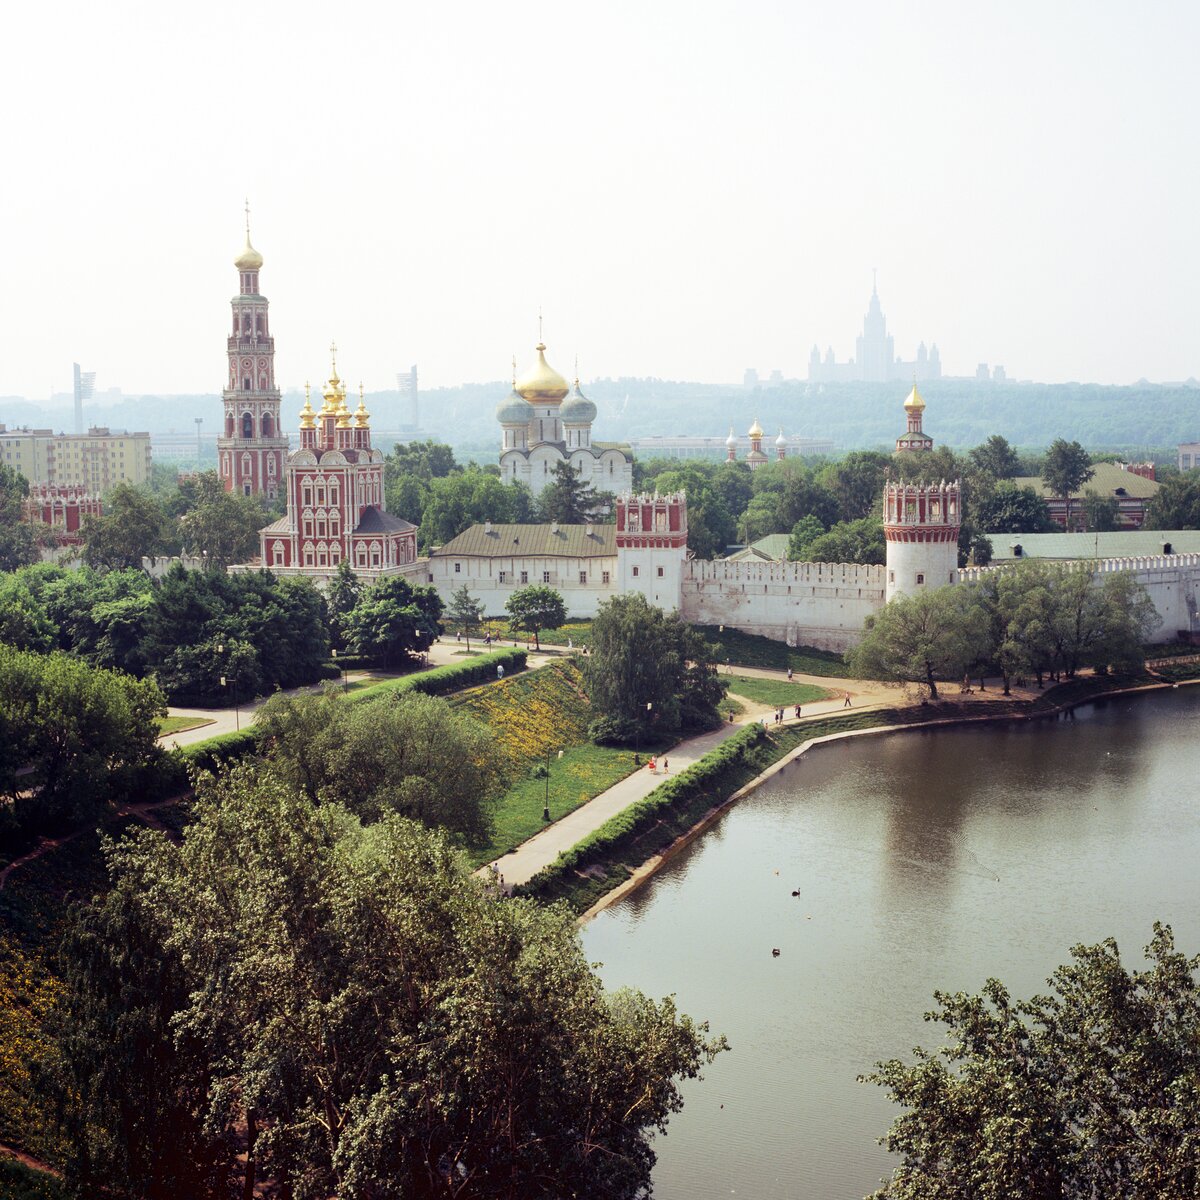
903;382;926;411
335;393;353;429
298;387;316;429
234;234;264;271
354;387;370;427
748;417;764;438
515;342;570;403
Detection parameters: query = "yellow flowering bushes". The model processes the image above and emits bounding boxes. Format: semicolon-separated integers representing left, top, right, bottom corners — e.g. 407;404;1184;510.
452;660;592;778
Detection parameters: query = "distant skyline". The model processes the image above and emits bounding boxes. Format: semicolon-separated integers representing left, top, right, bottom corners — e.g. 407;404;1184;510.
3;0;1197;400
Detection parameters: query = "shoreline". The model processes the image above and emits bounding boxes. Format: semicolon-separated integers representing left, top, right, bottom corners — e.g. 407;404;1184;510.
578;673;1200;924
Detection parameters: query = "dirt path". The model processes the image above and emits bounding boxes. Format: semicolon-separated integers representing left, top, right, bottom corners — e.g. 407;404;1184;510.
0;1139;62;1179
0;794;189;893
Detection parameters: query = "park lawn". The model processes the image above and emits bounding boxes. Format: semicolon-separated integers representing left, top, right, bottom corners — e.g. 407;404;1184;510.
480;618;594;648
156;714;215;736
695;625;848;677
469;737;675;868
725;675;832;708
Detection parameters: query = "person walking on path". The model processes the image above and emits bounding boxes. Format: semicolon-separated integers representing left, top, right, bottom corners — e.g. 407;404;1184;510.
663;758;669;773
787;667;793;681
794;704;801;719
843;691;852;708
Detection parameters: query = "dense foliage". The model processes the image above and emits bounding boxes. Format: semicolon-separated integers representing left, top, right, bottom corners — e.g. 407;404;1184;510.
583;593;725;742
48;765;725;1199
850;563;1157;697
1144;470;1200;530
863;924;1200;1199
255;688;503;846
342;574;443;668
0;643;165;834
0;462;38;571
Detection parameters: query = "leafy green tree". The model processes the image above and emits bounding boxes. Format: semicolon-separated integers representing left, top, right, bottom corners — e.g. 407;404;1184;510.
974;562;1059;692
536;460;598;524
848;585;988;700
1082;488;1120;532
799;516;886;565
1049;566;1155;676
974;482;1058;534
1143;472;1200;529
1042;439;1094;531
386;439;458;480
967;433;1020;480
711;461;754;520
325;559;362;651
419;467;533;549
736;493;784;543
82;483;170;570
652;464;737;558
0;572;56;651
778;471;842;530
819;450;891;521
583;592;725;741
385;471;430;530
505;584;567;650
862;923;1200;1200
345;576;442;667
256;688;503;845
0;644;165;830
51;767;725;1199
176;470;266;567
787;514;826;559
155;635;261;706
0;462;37;571
446;583;485;649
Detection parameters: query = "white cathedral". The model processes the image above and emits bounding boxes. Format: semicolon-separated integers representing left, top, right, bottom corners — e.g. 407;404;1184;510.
497;340;634;498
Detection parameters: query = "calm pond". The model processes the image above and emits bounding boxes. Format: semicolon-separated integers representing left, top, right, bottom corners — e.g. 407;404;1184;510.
582;688;1200;1199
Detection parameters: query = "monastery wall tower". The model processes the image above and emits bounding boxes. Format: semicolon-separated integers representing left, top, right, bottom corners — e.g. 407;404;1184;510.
883;479;961;601
218;207;290;499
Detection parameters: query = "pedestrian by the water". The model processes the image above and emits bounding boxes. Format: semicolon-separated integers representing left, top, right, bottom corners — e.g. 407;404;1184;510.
843;691;852;707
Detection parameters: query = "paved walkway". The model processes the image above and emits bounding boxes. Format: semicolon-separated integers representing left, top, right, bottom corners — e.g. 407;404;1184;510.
487;720;746;887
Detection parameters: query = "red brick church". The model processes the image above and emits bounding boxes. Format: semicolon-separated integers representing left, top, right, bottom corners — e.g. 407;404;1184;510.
258;347;417;580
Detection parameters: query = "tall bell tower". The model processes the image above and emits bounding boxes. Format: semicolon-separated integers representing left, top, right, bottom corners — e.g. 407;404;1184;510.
218;204;289;499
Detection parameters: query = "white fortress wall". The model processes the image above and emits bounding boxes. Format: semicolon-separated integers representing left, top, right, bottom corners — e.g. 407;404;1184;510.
423;553;619;618
956;554;1200;643
681;558;886;652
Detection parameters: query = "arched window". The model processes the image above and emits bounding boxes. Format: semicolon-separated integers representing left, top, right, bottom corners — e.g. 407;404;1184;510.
303;544;314;567
243;482;252;497
370;543;381;567
317;545;328;567
356;543;368;566
262;413;273;438
242;413;253;439
329;481;339;506
330;542;340;562
302;480;312;506
272;541;284;566
225;414;234;437
330;510;340;535
303;515;313;538
256;314;265;333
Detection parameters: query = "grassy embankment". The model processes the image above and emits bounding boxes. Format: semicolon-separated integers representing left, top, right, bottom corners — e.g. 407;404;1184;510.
724;675;831;708
450;660;675;865
155;714;215;736
0;1158;69;1199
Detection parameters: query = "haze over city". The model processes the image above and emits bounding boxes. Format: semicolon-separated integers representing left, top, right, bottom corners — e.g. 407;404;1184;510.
3;0;1197;399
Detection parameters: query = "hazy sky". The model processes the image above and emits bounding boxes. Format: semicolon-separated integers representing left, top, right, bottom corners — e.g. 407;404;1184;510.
3;0;1197;400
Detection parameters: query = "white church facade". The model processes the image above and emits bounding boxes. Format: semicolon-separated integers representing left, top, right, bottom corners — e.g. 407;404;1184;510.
497;340;634;498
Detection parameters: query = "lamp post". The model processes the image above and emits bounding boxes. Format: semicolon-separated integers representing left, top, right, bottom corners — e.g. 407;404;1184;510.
217;643;239;731
542;748;563;822
332;647;345;690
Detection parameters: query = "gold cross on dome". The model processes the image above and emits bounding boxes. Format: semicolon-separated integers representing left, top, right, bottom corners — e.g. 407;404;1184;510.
244;198;251;236
330;341;338;376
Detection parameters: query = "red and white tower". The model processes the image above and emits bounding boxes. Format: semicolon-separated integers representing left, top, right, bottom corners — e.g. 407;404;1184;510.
218;206;289;499
616;491;689;610
883;479;961;600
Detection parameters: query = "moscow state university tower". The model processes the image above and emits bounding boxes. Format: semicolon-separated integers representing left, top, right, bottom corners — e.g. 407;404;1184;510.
218;213;289;499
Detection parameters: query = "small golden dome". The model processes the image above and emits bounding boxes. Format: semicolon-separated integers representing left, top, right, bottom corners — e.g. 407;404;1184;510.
234;234;263;272
903;383;926;411
748;417;764;438
299;385;316;429
515;342;569;404
335;398;353;429
354;386;370;427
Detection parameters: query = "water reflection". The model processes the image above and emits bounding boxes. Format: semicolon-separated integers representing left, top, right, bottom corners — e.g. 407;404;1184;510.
583;689;1200;1200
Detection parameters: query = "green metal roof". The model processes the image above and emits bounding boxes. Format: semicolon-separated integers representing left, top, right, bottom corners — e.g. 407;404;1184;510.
1013;462;1160;501
726;533;791;561
433;522;616;559
986;529;1200;562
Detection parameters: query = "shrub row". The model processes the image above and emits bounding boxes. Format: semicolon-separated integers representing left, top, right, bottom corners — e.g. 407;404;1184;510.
515;723;767;902
145;650;530;799
348;649;527;705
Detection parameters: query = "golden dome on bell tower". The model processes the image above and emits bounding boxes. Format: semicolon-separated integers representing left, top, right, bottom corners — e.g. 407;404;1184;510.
903;382;926;411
